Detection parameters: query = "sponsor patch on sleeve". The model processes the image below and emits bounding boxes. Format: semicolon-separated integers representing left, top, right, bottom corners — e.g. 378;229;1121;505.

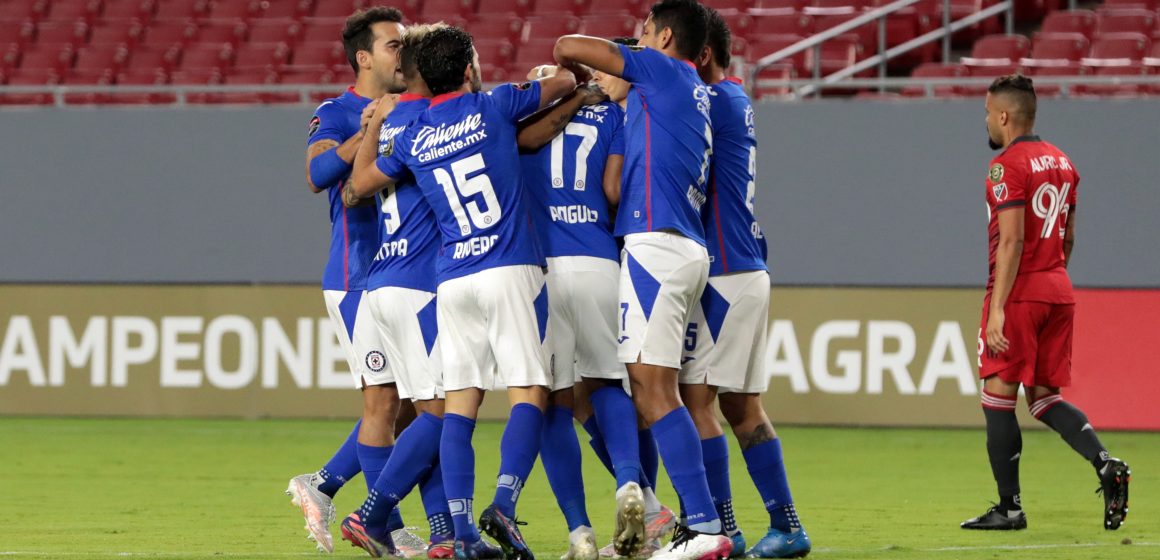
379;137;394;157
308;115;321;137
989;163;1004;183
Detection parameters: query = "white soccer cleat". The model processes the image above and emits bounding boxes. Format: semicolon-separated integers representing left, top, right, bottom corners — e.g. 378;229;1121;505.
562;526;599;560
286;473;337;553
648;526;732;560
392;527;429;558
614;482;646;557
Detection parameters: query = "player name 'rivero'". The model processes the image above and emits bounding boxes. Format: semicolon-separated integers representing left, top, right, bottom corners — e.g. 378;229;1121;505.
411;113;487;162
452;234;500;259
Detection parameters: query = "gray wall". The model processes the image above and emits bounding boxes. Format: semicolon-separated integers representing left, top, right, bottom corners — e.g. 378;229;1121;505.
1;99;1157;286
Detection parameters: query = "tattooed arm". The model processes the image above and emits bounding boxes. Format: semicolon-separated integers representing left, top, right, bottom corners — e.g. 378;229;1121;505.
517;84;607;151
554;35;625;78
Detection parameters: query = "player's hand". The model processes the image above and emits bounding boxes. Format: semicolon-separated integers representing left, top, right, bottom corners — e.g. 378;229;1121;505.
564;63;592;85
372;94;399;120
986;309;1009;355
578;83;609;106
528;65;557;81
360;99;379;132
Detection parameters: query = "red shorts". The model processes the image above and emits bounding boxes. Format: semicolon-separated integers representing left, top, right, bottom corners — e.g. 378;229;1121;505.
978;300;1074;388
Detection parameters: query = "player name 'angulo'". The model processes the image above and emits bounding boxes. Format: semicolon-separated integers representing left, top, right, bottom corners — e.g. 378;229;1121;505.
549;205;599;224
411;113;487;162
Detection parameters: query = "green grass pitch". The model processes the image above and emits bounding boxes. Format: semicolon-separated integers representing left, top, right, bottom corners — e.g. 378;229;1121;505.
0;417;1155;559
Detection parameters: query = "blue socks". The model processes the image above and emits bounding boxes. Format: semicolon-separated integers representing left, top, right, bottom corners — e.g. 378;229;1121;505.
318;419;362;498
493;403;544;518
582;417;616;476
441;413;480;542
590;386;643;489
540;405;591;531
652;408;721;534
702;435;738;535
360;413;444;528
742;438;800;532
356;442;403;531
639;428;660;489
421;460;454;539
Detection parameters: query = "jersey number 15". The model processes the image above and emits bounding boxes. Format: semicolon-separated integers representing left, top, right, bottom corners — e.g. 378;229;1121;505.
435;153;503;235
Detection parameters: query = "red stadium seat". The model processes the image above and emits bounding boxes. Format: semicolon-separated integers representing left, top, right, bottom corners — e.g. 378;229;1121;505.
903;61;967;97
418;0;475;21
1;43;22;73
533;0;589;16
233;41;291;72
752;0;807;13
962;62;1019;95
299;19;344;43
0;69;59;104
61;69;115;104
948;0;1002;43
218;71;294;104
111;66;172;103
18;45;75;74
752;62;794;99
479;62;511;83
36;21;91;48
87;20;144;46
48;0;104;23
961;34;1031;66
1021;33;1088;67
1082;33;1150;66
1040;10;1096;39
751;12;812;37
512;37;558;72
720;11;754;40
470;14;524;43
208;0;260;20
816;33;863;76
477;0;533;18
141;19;197;46
1025;63;1086;97
813;13;878;51
101;0;156;21
580;13;639;38
74;44;129;73
0;20;36;47
1095;9;1156;37
804;0;865;16
522;15;582;42
4;0;51;22
747;34;809;75
279;66;337;84
260;0;313;20
179;42;234;71
1074;63;1149;96
473;39;516;68
248;19;301;43
154;0;209;20
289;40;343;69
587;0;646;16
1146;41;1160;67
1101;0;1157;9
702;0;752;14
125;43;181;71
196;20;248;46
310;0;360;19
171;67;223;103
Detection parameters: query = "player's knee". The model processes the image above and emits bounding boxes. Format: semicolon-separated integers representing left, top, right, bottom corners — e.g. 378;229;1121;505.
1028;392;1065;420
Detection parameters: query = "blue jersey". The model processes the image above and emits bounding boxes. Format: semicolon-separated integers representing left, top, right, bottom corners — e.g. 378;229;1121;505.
376;83;545;282
616;44;713;245
308;87;379;291
366;94;439;293
521;100;625;262
705;79;768;276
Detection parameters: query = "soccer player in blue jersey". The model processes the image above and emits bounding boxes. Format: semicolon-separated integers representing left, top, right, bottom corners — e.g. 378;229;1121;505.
347;26;579;560
327;23;461;559
554;2;734;558
682;11;811;559
286;7;420;554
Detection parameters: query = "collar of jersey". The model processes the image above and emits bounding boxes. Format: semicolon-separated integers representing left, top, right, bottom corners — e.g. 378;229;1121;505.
345;86;371;101
724;76;743;84
398;93;427;103
430;91;465;106
1009;135;1041;147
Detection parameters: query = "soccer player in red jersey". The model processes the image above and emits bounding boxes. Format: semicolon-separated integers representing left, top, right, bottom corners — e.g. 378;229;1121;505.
962;75;1131;531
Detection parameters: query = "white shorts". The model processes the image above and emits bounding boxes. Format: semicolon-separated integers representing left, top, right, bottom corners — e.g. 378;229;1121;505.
437;265;554;392
618;232;710;369
546;256;627;391
679;270;772;394
323;290;393;388
366;286;445;401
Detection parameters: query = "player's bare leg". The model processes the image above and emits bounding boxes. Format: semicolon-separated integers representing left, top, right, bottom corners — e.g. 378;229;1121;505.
719;393;811;559
962;375;1027;530
1025;385;1130;529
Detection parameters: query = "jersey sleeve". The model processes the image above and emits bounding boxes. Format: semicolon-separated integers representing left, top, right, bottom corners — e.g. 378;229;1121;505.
307;101;348;146
987;155;1027;212
608;106;625;156
618;44;669;90
487;81;544;122
374;130;410;181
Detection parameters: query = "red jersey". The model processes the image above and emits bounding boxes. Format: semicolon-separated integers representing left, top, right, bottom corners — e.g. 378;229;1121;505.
984;135;1079;304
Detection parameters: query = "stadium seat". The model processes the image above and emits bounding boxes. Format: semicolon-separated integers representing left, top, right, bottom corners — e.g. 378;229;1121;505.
813;13;878;52
47;0;104;24
233;41;291;73
74;44;129;73
470;14;524;43
1025;63;1086;97
522;15;583;43
36;21;91;48
477;0;533;18
1040;10;1096;39
279;66;336;84
178;43;234;71
111;66;171;103
248;19;301;43
289;40;343;69
532;0;589;16
903;61;967;97
752;0;808;13
512;38;558;72
218;71;295;104
260;0;313;20
4;0;51;23
208;0;259;20
87;20;144;46
0;69;59;105
1146;41;1160;67
730;35;749;61
61;68;115;104
1074;63;1149;96
961;34;1031;66
124;43;180;72
18;45;75;74
154;0;209;21
587;0;646;17
816;33;864;76
0;20;36;47
804;0;865;16
196;20;248;46
752;61;794;99
751;12;813;37
1082;33;1150;66
100;0;157;20
310;0;360;19
479;62;511;83
1095;9;1156;37
418;0;475;21
748;34;809;75
1021;33;1088;67
171;67;223;103
580;13;639;38
1101;0;1157;9
141;20;197;46
299;19;345;43
948;0;1002;43
473;39;516;68
702;0;753;14
962;62;1020;95
720;11;754;40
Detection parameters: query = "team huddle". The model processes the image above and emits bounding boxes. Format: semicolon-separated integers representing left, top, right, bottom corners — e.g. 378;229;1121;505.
285;0;1130;559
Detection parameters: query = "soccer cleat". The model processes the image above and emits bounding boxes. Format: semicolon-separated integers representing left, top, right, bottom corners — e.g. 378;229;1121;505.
727;533;747;559
744;528;811;559
341;512;397;558
479;504;535;560
614;482;646;557
429;535;456;559
455;538;505;560
646;505;678;542
285;473;337;553
960;505;1027;531
562;526;598;560
1098;458;1131;530
648;525;733;560
394;527;431;558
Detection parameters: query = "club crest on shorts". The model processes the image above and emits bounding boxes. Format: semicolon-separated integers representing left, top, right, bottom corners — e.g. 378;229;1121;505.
989;163;1004;182
308;115;321;137
992;182;1008;201
366;351;386;372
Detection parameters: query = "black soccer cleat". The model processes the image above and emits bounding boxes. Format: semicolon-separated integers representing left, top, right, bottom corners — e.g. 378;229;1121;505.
960;505;1027;531
478;504;534;560
1098;458;1131;530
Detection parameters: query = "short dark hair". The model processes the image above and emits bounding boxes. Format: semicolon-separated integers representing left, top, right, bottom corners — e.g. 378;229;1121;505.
704;7;731;69
416;26;475;96
342;7;404;73
400;23;446;83
988;74;1037;123
649;0;709;61
611;36;637;47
